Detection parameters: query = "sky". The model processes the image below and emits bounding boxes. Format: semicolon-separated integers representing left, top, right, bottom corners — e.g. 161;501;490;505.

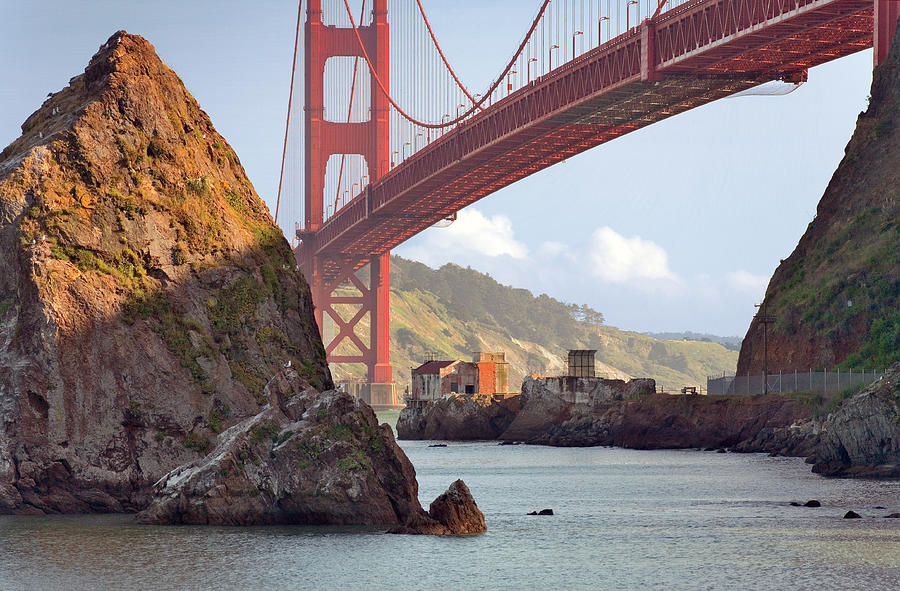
0;0;875;337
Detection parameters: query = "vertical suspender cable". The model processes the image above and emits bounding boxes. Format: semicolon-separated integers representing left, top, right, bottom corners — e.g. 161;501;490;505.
340;0;550;128
275;0;304;224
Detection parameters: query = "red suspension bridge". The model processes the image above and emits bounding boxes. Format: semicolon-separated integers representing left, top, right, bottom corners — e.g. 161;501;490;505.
277;0;899;394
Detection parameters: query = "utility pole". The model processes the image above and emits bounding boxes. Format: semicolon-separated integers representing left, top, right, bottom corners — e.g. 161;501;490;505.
755;302;776;395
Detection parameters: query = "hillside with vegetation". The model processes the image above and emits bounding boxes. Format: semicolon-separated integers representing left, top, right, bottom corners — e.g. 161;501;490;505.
738;27;900;375
329;256;738;390
644;332;742;351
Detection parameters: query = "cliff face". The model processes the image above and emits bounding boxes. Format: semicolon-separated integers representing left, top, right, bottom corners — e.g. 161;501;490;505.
738;23;900;374
812;363;900;477
0;31;331;514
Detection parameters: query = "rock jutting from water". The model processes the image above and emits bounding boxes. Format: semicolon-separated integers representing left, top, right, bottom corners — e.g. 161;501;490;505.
0;31;484;532
138;368;486;533
811;363;900;478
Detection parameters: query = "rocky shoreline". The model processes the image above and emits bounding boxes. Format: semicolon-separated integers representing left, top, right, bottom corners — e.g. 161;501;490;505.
397;395;519;440
397;366;900;478
398;377;816;454
813;366;900;477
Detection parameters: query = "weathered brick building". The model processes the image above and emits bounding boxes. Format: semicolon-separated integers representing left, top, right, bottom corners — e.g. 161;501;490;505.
410;352;511;401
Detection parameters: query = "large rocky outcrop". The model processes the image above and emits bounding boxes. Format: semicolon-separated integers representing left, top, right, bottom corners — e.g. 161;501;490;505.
0;31;333;514
500;376;655;442
137;369;486;534
738;20;900;373
396;394;520;440
812;363;900;477
0;31;489;528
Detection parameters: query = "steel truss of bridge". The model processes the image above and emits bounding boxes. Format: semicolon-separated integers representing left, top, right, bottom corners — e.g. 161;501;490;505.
296;0;897;383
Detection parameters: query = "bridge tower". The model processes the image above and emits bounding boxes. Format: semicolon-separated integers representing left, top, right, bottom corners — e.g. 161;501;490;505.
876;0;900;65
299;0;394;396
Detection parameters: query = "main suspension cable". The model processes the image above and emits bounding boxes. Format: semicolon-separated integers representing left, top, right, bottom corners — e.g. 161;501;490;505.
413;0;484;111
341;0;551;129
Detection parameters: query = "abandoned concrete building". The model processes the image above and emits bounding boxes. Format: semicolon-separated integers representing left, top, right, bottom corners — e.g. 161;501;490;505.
530;350;656;404
410;352;511;401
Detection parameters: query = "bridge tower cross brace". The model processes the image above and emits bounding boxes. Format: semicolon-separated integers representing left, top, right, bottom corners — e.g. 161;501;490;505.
300;0;392;384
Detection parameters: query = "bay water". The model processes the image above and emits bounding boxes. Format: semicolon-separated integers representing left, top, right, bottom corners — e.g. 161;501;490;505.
1;434;898;590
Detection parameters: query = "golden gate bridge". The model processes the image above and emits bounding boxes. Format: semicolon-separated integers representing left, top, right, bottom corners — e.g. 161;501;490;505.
275;0;898;398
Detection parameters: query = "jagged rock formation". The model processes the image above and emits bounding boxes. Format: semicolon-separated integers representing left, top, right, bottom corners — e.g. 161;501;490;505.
420;479;486;535
138;369;485;533
738;21;900;373
0;31;326;514
500;376;656;442
812;363;900;477
396;394;520;440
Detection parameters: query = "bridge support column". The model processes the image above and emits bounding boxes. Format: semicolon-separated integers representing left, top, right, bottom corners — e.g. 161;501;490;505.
298;254;393;387
301;0;394;387
875;0;900;66
369;253;392;384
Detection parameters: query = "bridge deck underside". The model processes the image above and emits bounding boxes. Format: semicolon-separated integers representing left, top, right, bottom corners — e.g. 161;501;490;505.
311;0;873;284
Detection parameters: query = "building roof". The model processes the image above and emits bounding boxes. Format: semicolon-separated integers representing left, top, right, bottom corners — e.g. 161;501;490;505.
412;360;457;375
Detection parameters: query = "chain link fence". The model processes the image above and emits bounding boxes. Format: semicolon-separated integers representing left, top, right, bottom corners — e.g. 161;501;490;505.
707;369;886;396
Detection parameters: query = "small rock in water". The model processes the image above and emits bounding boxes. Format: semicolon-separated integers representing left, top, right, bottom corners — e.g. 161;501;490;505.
884;513;900;519
527;509;554;516
843;510;862;519
716;448;727;454
804;500;821;508
428;443;448;448
790;502;801;507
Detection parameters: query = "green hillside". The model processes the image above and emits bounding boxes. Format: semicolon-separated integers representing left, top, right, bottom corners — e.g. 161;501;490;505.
327;256;738;392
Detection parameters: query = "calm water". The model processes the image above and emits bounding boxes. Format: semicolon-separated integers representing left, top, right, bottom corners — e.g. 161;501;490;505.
1;440;899;590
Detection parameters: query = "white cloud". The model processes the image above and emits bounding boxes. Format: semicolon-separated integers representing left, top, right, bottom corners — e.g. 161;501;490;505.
726;270;770;294
397;208;527;267
589;226;677;284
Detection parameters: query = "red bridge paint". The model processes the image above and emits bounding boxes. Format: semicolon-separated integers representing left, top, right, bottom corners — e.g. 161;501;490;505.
297;0;891;383
299;0;392;383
